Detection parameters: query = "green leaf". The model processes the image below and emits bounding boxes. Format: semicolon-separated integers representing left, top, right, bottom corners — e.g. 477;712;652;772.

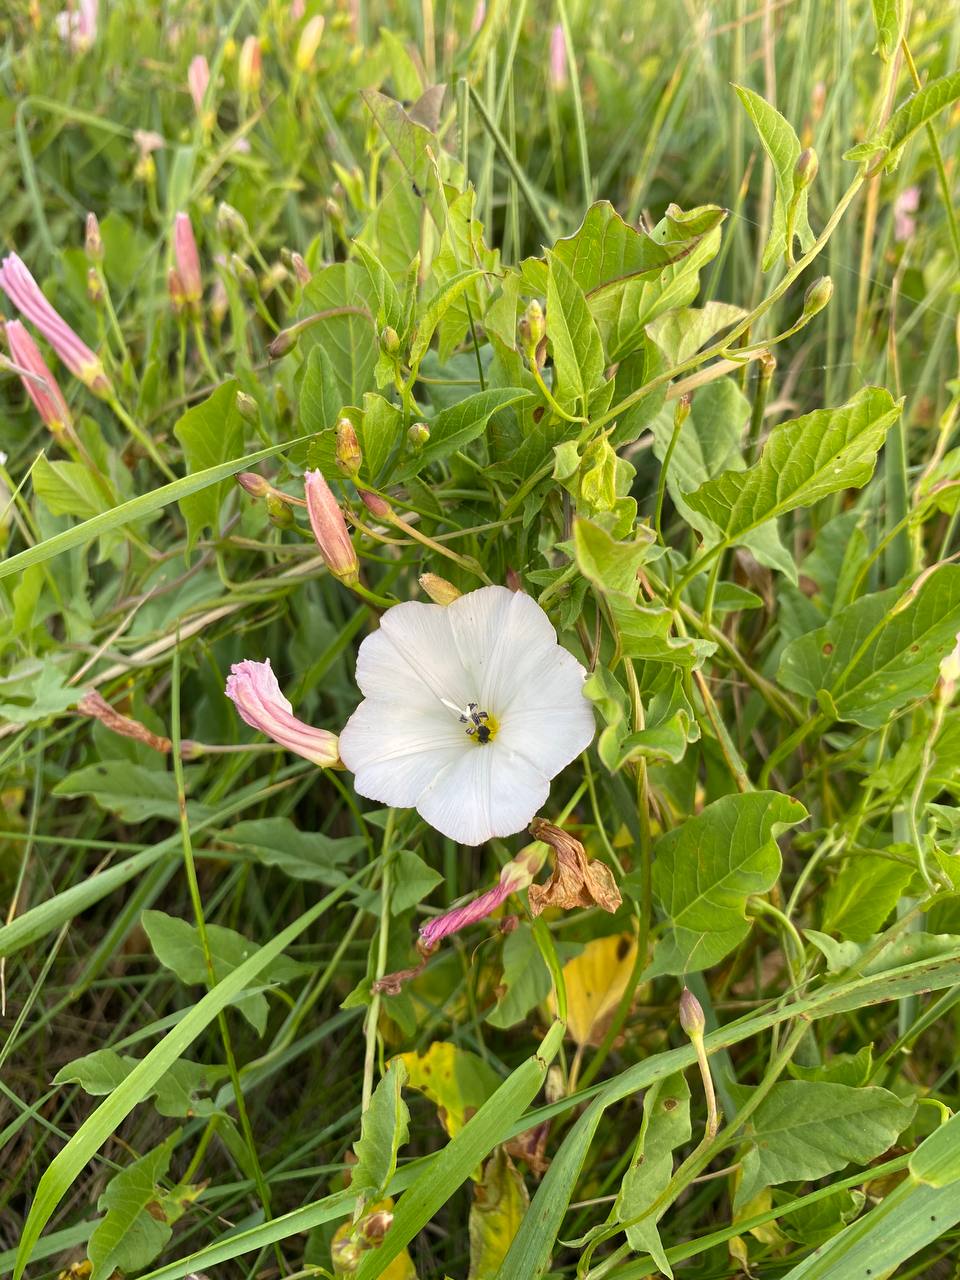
300;344;347;436
409;268;487;373
391;849;444;914
646;791;807;977
468;1149;529;1280
31;456;109;520
302;263;378;405
396;387;532;480
647;302;746;366
684;387;901;555
871;0;905;57
822;856;915;942
848;71;960;170
142;909;310;1035
227;817;363;885
734;85;815;270
351;1058;410;1205
909;1110;960;1187
88;1138;177;1280
53;762;207;824
486;923;552;1029
736;1081;915;1206
546;252;605;410
790;1044;874;1088
173;380;243;549
360;391;403;482
615;1072;691;1275
652;378;795;580
0;665;80;725
777;565;960;728
54;1049;226;1118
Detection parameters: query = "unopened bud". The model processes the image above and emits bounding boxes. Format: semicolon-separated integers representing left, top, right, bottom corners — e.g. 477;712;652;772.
420;573;461;605
674;392;692;427
358;488;393;520
802;275;833;317
85;212;103;262
268;326;299;359
380;325;400;355
238;35;262;96
167;267;186;315
357;1209;393;1245
794;147;819;190
290;251;311;284
295;14;325;70
237;471;271;498
305;469;359;583
236;391;259;423
217;201;248;249
407;421;429;447
86;267;104;306
261;262;288;296
330;1236;362;1271
231;253;257;293
938;632;960;704
518;299;545;351
210;277;229;328
679;987;706;1038
335;418;362;476
266;493;294;528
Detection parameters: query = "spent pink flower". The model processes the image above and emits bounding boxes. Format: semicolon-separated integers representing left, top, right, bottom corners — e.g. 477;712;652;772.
188;54;210;115
305;469;359;583
418;845;545;948
225;658;340;766
238;35;262;96
0;253;110;396
173;212;203;308
549;24;567;89
56;0;97;52
5;320;73;439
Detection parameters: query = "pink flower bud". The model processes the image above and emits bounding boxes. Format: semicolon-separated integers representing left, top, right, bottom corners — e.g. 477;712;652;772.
0;253;110;396
238;35;262;96
85;212;103;262
290;252;311;284
679;987;706;1038
188;54;210;115
894;185;920;243
225;658;341;766
305;469;359;583
358;488;392;520
5;320;73;440
237;471;271;498
174;212;203;308
471;0;486;33
418;846;545;948
549;24;567;90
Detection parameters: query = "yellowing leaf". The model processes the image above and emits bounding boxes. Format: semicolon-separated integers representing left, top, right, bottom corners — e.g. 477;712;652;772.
468;1148;529;1279
392;1041;501;1139
550;932;638;1047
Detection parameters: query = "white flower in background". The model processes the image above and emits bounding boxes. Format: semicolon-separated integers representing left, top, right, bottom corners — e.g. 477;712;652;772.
338;586;595;845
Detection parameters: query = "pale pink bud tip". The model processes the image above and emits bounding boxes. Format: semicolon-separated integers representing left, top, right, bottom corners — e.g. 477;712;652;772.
679;987;706;1038
358;488;393;520
0;253;110;397
188;54;211;115
304;469;359;583
56;0;97;52
225;658;341;767
550;24;568;89
174;212;203;307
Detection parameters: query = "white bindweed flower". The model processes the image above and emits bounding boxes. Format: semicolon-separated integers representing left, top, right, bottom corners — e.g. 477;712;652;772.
338;586;595;845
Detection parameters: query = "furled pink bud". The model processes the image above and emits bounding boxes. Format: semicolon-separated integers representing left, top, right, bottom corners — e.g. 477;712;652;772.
894;185;920;243
335;418;362;476
305;469;359;584
85;212;103;263
225;658;341;766
549;24;567;90
174;212;203;309
188;54;210;116
0;254;110;396
358;489;393;520
56;0;97;53
5;320;73;440
679;987;706;1038
237;471;271;498
290;252;311;284
418;845;546;949
295;14;324;70
471;0;486;33
238;35;262;96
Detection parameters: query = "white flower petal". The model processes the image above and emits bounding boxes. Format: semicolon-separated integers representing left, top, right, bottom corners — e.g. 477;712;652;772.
446;586;561;709
417;741;549;845
497;645;596;777
339;697;465;808
354;601;473;711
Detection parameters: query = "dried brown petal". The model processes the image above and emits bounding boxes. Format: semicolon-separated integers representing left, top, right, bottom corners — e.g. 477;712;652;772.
77;691;172;754
527;819;622;917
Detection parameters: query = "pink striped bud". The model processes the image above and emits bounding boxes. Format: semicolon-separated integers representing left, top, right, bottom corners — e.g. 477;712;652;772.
0;254;110;397
305;469;359;584
225;659;341;767
418;845;546;948
5;320;73;441
56;0;97;53
358;488;393;520
188;54;210;115
174;212;203;309
549;24;567;90
238;35;262;96
471;0;486;33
